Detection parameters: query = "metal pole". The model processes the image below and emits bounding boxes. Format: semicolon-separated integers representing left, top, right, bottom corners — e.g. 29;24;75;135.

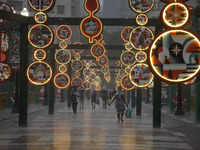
136;88;142;116
19;23;29;126
174;84;184;116
153;77;161;128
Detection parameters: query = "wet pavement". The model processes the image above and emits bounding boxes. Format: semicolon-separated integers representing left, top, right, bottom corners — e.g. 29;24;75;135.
0;100;199;150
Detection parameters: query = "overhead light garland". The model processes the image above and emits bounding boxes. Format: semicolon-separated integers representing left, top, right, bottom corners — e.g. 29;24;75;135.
27;0;54;86
148;0;200;84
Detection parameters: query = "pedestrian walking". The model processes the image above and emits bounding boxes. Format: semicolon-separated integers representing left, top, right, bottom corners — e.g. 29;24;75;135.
90;88;97;109
79;86;85;109
109;87;128;122
71;86;80;114
101;86;108;109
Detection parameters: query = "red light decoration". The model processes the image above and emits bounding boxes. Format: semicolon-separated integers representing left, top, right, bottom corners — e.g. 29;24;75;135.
80;0;102;43
121;74;135;90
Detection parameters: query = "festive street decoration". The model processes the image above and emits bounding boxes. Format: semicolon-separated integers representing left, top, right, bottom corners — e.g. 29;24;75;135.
121;74;135;90
27;0;54;86
80;0;102;43
148;1;200;84
0;2;13;24
54;25;72;89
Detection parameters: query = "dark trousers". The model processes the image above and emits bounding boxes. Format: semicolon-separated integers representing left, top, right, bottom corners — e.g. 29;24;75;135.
72;102;78;114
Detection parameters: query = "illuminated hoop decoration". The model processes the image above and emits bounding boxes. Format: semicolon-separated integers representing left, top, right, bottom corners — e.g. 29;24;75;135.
149;30;200;83
161;2;190;29
120;51;136;66
28;24;54;49
34;49;46;61
72;42;83;54
54;25;72;89
98;55;108;67
55;49;71;65
83;68;92;77
121;27;134;43
121;74;135;90
34;12;48;24
125;43;133;51
0;2;13;24
71;77;83;89
129;0;154;14
0;63;12;82
80;0;103;43
27;61;52;85
71;60;84;72
135;51;147;63
136;14;148;26
101;65;109;74
27;0;54;86
91;37;106;61
129;63;154;88
129;26;154;51
125;66;131;74
84;81;91;90
54;73;70;89
28;0;54;12
148;1;200;84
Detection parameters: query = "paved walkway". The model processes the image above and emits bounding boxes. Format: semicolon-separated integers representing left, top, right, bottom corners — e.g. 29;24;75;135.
0;100;199;150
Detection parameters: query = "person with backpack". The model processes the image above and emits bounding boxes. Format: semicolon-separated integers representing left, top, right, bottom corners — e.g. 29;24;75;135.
71;86;80;114
108;86;128;122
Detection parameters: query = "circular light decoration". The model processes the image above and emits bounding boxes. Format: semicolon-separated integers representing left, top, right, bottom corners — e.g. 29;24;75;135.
72;42;83;54
0;53;6;62
71;60;83;72
0;2;13;24
27;61;52;85
125;66;131;74
161;3;190;28
56;25;72;41
28;0;54;12
149;29;200;83
59;41;68;49
71;77;83;89
54;73;70;89
120;51;136;66
84;81;91;90
84;60;92;64
74;71;80;77
91;43;105;61
34;49;46;61
0;63;12;82
121;26;134;42
129;26;154;50
136;14;148;26
28;24;54;49
1;32;9;52
74;54;81;60
160;0;189;3
80;16;102;43
101;65;109;74
98;55;108;66
83;68;91;76
129;63;154;88
90;73;96;81
129;0;154;14
135;51;147;63
34;12;47;24
121;74;135;90
59;65;67;73
125;43;133;51
55;49;71;65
